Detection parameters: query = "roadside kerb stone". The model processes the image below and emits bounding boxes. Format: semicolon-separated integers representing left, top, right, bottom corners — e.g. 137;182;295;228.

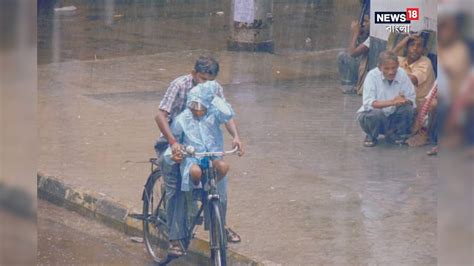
37;172;262;265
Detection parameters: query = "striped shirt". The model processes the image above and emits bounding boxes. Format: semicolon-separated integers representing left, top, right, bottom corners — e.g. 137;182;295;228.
159;74;225;122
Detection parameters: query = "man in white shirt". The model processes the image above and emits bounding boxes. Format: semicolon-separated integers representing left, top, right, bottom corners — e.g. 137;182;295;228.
357;51;416;147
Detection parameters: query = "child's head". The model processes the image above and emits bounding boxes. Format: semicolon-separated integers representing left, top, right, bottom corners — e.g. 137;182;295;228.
187;80;218;118
188;101;207;118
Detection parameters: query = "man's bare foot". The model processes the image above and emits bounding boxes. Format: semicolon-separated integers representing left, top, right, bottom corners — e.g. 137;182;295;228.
167;240;184;257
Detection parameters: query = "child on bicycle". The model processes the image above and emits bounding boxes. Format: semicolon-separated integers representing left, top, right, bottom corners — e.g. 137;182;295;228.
163;80;235;192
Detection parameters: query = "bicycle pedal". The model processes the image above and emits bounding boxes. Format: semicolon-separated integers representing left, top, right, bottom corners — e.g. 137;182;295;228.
128;213;145;220
130;236;144;243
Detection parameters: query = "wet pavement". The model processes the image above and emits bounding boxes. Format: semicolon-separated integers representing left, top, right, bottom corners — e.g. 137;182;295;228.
0;210;36;265
38;52;437;264
38;0;359;64
38;0;437;265
38;199;199;265
38;199;150;265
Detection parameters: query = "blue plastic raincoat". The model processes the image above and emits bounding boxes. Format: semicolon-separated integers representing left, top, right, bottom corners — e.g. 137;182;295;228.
163;81;234;191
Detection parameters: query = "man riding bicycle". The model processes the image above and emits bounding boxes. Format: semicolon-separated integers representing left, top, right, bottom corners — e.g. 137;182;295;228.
154;56;244;257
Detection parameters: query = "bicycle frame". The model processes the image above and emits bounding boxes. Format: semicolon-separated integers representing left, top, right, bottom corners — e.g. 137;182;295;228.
147;158;222;251
143;146;237;264
181;160;222;250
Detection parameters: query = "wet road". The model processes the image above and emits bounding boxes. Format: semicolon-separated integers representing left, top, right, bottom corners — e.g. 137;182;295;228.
224;81;437;265
38;0;437;264
38;0;358;64
38;199;152;265
38;50;437;264
38;199;200;265
0;210;36;265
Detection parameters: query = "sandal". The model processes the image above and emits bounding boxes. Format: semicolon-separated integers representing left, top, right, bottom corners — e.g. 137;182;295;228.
167;242;185;257
427;146;438;156
363;136;377;147
225;227;241;243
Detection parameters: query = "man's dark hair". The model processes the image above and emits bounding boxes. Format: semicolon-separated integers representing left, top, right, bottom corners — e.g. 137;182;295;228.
407;33;429;48
378;50;398;66
194;56;219;76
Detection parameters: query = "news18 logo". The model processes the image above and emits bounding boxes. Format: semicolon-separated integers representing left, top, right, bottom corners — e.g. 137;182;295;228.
375;8;419;24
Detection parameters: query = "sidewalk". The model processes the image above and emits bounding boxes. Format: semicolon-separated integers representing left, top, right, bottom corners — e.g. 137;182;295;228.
39;49;437;265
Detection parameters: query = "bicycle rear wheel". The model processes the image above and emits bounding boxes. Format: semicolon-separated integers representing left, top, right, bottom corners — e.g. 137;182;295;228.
209;200;227;266
142;169;170;264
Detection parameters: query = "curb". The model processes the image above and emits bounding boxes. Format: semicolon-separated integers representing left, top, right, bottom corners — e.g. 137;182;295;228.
37;172;262;265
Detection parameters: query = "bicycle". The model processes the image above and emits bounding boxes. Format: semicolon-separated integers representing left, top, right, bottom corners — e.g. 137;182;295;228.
140;145;238;265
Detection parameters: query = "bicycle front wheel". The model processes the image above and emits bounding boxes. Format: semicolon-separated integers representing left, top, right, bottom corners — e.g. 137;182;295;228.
142;168;170;264
209;200;227;266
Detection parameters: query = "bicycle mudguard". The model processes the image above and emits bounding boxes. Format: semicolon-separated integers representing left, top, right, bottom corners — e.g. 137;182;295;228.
141;168;161;201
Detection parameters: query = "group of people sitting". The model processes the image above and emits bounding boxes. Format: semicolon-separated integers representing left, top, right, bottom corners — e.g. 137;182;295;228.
356;33;436;149
338;12;473;156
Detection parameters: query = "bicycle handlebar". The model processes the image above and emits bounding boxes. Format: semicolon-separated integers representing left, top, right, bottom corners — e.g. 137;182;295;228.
183;146;239;158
